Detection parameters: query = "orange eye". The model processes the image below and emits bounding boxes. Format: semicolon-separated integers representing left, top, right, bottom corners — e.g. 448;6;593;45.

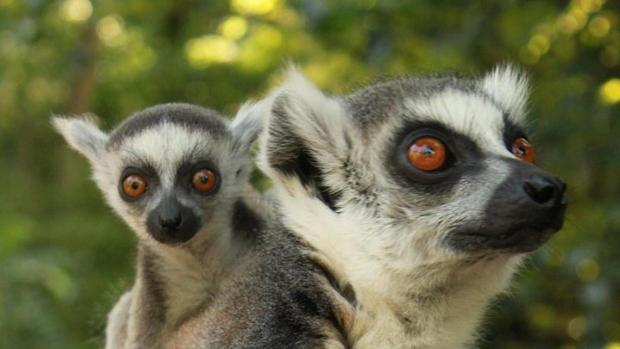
122;175;147;198
511;137;536;164
407;136;447;171
192;169;218;193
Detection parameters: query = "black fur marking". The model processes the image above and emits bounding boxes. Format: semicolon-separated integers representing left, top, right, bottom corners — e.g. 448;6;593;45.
502;114;529;149
231;200;262;241
387;121;484;196
446;157;567;252
107;103;229;149
292;289;322;317
138;245;167;324
267;95;341;211
310;257;357;307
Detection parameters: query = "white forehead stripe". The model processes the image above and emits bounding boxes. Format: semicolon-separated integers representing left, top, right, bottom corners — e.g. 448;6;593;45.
404;89;507;151
119;123;229;187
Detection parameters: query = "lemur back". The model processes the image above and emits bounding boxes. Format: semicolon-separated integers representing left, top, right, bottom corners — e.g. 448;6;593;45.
54;103;348;349
168;202;351;349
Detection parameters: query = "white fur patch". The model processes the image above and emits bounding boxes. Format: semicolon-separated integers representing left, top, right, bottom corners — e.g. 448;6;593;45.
52;115;108;164
404;89;508;154
257;67;352;182
479;65;529;121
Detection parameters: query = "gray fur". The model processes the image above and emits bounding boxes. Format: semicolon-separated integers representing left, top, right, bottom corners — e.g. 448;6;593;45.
54;103;347;349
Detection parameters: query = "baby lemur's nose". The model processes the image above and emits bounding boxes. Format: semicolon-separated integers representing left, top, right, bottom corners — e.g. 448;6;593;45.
156;198;184;232
523;174;566;206
147;196;201;244
159;212;182;231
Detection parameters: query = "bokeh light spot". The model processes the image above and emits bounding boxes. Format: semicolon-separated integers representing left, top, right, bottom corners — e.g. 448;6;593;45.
574;0;606;13
569;8;588;29
529;34;551;55
0;0;14;8
567;316;587;340
576;258;600;282
218;16;248;40
60;0;93;23
185;35;238;68
520;45;541;65
599;78;620;104
558;14;581;34
231;0;278;16
251;24;283;49
96;15;125;46
604;343;620;349
589;15;611;38
527;303;556;330
237;25;283;72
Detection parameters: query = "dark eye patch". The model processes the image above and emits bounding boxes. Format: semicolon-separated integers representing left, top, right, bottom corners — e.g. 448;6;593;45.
175;160;221;195
118;164;158;203
502;114;530;149
387;121;483;196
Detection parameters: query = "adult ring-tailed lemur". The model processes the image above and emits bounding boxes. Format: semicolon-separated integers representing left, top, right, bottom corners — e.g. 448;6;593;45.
257;65;567;349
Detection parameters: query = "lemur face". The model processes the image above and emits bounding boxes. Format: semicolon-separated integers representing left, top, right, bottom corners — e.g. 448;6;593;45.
260;66;566;257
383;95;566;253
54;103;259;245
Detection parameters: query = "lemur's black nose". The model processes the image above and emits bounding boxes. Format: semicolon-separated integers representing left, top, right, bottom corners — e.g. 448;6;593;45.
159;212;182;231
523;174;566;206
157;197;183;231
147;196;200;244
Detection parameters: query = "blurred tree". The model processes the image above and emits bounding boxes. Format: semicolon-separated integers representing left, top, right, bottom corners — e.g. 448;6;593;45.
0;0;618;348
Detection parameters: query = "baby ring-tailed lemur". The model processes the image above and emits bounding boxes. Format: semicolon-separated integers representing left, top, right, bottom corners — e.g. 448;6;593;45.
258;66;567;348
54;103;348;349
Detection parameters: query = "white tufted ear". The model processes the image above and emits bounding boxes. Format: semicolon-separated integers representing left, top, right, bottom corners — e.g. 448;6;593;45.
254;66;354;211
52;115;109;165
479;65;530;121
259;66;352;179
230;101;266;153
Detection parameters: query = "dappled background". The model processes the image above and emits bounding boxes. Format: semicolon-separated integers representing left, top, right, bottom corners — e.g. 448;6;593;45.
0;0;619;348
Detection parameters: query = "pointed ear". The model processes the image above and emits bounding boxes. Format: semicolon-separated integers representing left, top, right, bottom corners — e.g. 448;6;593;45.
52;115;108;164
258;67;351;209
230;101;265;153
479;64;529;120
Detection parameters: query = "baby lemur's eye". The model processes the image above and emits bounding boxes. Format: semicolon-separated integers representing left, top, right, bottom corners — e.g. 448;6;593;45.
122;175;147;199
511;137;536;164
192;169;218;193
407;136;447;171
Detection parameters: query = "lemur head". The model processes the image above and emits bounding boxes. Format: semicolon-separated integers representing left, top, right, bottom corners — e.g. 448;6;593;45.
54;103;260;246
259;66;566;263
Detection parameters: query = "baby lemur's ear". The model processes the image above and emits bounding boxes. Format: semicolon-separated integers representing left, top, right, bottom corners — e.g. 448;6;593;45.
258;67;352;208
52;115;109;165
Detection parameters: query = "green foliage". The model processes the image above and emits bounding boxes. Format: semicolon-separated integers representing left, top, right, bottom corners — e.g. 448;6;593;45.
0;0;619;348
